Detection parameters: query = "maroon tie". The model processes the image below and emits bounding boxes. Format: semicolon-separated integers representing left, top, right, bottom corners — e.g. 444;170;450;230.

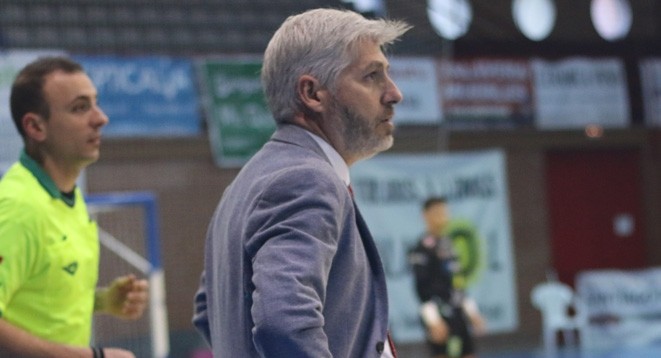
388;331;397;357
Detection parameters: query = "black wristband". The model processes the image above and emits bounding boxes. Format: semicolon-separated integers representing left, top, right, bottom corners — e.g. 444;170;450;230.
92;346;105;358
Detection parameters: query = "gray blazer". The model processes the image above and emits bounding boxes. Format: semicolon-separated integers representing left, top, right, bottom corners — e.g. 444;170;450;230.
193;124;390;357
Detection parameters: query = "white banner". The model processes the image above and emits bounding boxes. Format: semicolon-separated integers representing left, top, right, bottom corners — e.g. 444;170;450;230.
437;58;534;129
577;267;661;350
388;56;443;124
640;59;661;127
351;150;518;343
1;49;64;175
532;57;630;129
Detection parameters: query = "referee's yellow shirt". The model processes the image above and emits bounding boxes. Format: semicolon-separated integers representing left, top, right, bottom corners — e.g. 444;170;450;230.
0;151;99;346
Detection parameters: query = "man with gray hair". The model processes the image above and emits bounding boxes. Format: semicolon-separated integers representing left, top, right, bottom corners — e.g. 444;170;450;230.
193;7;411;357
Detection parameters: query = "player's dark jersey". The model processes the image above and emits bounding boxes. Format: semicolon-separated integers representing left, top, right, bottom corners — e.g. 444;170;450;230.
408;234;464;308
408;233;476;357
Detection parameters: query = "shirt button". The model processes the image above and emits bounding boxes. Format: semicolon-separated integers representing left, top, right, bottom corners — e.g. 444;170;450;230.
376;341;384;353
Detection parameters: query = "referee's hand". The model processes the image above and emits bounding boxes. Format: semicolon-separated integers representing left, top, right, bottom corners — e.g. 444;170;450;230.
98;347;136;358
96;274;149;320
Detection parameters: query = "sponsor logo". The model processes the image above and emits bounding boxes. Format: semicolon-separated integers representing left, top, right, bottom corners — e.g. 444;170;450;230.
63;262;78;275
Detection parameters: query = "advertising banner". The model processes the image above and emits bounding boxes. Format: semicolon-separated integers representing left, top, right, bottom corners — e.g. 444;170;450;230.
198;58;275;167
388;56;443;125
436;58;534;129
577;267;661;350
351;150;518;343
532;57;630;129
75;55;201;137
640;59;661;127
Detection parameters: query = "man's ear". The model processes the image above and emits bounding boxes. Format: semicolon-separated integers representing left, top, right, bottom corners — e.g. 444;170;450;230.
22;113;47;141
297;75;327;113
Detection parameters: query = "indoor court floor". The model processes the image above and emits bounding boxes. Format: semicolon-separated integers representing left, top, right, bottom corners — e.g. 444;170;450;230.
398;343;661;358
480;345;661;358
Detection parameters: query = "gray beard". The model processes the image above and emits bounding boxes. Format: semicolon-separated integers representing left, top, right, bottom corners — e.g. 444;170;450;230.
334;101;393;160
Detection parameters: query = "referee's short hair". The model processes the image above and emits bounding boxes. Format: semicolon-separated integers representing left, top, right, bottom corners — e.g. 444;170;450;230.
10;56;84;138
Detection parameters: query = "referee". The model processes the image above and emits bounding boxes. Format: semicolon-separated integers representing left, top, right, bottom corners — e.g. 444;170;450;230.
0;57;148;358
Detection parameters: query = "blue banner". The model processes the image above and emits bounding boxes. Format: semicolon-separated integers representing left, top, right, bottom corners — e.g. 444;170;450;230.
75;55;201;137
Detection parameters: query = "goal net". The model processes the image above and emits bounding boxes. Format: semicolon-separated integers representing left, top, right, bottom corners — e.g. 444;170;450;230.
86;191;170;358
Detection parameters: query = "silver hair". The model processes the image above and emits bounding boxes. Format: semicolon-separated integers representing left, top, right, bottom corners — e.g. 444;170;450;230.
261;8;411;123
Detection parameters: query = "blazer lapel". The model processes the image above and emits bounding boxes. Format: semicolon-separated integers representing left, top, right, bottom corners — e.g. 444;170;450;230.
353;202;385;277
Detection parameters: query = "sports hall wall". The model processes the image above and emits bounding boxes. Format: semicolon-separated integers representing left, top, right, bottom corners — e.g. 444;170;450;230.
2;0;661;356
83;125;661;355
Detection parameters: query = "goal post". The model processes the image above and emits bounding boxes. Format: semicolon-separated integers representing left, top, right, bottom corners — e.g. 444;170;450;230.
86;191;170;358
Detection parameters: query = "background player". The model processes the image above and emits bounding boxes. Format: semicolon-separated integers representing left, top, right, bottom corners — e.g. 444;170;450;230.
409;196;486;358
